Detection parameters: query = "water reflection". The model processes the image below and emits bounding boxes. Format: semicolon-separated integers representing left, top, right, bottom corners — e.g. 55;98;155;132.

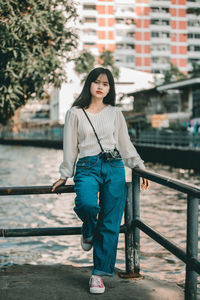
0;145;200;287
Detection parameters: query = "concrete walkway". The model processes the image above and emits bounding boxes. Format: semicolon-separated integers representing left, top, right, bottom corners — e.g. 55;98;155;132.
0;264;184;300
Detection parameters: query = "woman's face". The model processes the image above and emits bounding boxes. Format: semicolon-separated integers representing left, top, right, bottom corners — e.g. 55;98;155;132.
90;73;110;100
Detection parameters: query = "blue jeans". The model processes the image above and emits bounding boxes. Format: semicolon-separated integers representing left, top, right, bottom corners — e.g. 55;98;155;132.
73;153;127;276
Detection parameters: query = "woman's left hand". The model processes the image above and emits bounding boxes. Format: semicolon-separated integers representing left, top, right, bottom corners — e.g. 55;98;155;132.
141;178;150;190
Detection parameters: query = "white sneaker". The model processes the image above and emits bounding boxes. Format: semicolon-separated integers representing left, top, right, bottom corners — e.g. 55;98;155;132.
81;236;93;251
89;275;105;294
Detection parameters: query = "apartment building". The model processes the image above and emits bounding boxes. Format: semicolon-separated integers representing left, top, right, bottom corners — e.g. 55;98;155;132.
77;0;200;74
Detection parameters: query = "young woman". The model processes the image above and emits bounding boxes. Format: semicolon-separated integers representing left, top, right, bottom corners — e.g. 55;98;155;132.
52;67;149;294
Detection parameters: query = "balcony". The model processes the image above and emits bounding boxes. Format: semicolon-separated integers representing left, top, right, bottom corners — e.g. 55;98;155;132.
115;23;135;31
115;10;135;19
150;24;170;31
150;12;170;19
81;0;97;3
82;9;97;17
188;51;200;58
115;48;135;55
187;38;200;45
80;22;98;30
151;37;170;43
186;2;200;9
151;49;170;57
82;35;97;44
151;62;170;70
115;35;134;43
150;0;170;6
187;25;200;33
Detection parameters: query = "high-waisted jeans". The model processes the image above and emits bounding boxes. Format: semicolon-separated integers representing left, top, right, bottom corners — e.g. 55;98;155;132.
73;153;127;276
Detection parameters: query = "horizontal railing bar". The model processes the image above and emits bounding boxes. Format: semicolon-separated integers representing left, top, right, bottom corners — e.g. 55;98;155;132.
1;168;200;198
0;225;127;237
133;219;187;265
134;219;200;275
0;185;75;196
189;258;200;275
132;169;200;197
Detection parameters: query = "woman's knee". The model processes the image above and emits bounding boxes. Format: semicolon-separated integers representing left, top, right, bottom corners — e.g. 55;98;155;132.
74;197;100;215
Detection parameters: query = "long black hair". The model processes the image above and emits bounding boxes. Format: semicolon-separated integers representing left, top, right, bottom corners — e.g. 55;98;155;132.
72;67;116;108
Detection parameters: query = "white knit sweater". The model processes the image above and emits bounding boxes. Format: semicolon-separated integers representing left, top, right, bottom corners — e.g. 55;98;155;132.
59;105;145;179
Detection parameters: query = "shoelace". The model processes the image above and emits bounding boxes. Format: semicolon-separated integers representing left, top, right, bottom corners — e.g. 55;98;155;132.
90;276;103;287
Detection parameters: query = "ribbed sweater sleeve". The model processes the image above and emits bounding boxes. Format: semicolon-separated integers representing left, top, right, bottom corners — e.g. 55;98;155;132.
116;108;146;170
59;109;78;179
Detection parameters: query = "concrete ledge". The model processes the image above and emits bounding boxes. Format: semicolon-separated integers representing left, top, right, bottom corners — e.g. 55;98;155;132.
0;264;184;300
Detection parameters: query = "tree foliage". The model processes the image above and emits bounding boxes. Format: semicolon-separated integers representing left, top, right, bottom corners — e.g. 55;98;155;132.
74;49;120;84
189;62;200;78
74;49;95;83
163;62;187;83
0;0;77;124
99;50;120;79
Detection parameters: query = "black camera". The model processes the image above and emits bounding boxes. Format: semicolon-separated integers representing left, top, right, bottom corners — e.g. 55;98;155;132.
101;148;121;161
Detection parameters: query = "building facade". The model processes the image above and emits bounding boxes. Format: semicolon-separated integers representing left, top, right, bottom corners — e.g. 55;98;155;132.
77;0;200;74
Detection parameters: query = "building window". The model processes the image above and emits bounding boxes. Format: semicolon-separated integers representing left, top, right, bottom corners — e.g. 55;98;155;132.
127;32;134;37
83;29;96;36
116;18;124;24
152;31;169;38
151;19;159;25
126;44;134;49
188;58;200;64
126;55;134;63
116;6;134;13
116;43;124;49
188;33;200;39
162;20;169;25
152;57;169;64
152;32;159;38
151;19;169;26
84;42;96;46
162;7;169;13
187;7;200;15
188;45;200;52
152;69;162;74
151;44;170;51
116;43;134;50
188;20;200;27
83;17;96;23
116;30;134;38
83;4;96;10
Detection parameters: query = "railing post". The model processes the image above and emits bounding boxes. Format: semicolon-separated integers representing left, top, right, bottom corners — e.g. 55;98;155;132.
185;195;199;300
124;182;134;274
132;170;141;275
122;177;141;278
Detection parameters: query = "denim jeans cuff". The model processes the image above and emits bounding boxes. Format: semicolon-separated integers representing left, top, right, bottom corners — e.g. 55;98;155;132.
92;269;113;277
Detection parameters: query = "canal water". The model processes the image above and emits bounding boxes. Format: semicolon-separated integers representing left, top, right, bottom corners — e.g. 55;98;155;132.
0;144;200;287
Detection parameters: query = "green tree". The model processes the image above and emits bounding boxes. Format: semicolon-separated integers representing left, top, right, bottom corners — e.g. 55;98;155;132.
99;50;120;79
74;49;95;83
0;0;77;124
189;62;200;78
163;62;187;83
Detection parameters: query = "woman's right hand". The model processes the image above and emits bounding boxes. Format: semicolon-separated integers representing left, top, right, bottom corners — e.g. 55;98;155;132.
51;178;67;192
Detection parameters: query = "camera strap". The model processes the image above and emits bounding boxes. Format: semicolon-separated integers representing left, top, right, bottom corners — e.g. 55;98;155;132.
82;108;104;153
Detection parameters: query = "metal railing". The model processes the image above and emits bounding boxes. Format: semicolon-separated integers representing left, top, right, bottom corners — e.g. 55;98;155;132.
0;169;200;299
136;130;200;149
0;127;63;142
